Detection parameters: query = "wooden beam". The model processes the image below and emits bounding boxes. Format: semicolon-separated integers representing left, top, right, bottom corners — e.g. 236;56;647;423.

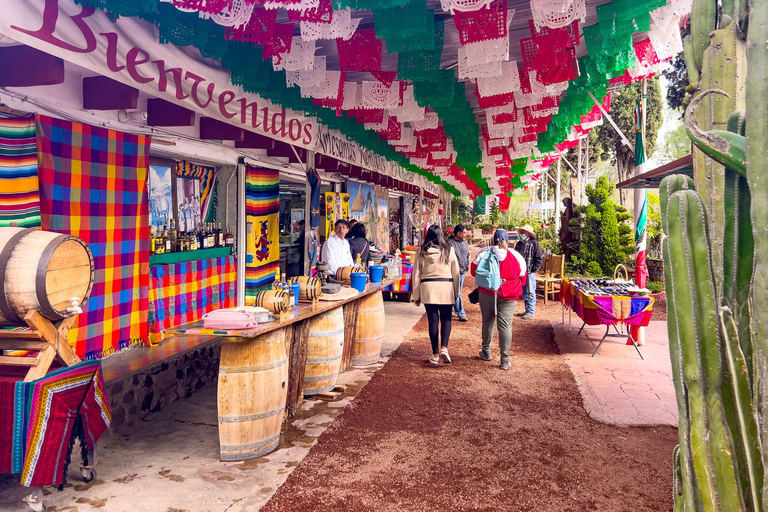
235;130;275;149
0;355;38;367
340;300;360;372
199;117;245;141
267;142;306;163
0;329;41;339
0;45;65;87
147;98;195;127
82;76;139;110
286;319;310;416
24;310;80;367
0;340;48;351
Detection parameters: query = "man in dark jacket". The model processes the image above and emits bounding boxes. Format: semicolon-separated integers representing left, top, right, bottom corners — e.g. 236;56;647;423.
446;224;469;322
515;224;544;320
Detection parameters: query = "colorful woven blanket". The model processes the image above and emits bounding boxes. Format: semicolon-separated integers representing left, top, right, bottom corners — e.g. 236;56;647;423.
245;166;280;299
560;278;654;327
0;360;110;487
36;115;151;358
0;113;40;228
148;256;237;345
384;261;413;293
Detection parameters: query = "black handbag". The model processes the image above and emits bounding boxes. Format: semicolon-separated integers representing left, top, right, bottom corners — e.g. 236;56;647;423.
468;287;480;304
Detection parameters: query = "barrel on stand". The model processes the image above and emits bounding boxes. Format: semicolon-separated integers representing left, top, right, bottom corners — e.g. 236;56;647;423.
0;227;94;325
217;328;288;461
255;290;291;313
351;290;385;367
335;266;365;285
289;276;322;301
304;307;344;395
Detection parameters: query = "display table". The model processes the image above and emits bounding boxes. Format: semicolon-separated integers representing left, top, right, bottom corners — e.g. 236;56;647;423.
560;278;654;359
164;278;396;461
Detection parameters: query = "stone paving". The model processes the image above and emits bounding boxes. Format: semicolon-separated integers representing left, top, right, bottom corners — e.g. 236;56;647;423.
551;317;678;427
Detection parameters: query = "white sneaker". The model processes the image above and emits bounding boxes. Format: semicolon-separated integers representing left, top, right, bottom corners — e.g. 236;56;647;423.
440;347;452;364
429;354;440;365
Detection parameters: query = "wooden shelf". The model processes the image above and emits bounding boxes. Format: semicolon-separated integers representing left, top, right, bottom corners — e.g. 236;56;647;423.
149;246;234;266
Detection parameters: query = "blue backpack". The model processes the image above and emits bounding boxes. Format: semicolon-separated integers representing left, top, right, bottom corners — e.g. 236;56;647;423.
475;249;501;291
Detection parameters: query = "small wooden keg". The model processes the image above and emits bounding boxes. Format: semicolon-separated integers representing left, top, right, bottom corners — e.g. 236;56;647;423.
255;290;291;313
289;276;322;301
351;290;385;367
0;227;94;325
217;328;288;461
335;266;365;285
304;307;344;396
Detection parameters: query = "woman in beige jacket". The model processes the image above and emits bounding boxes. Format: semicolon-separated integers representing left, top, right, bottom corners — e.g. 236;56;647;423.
411;225;461;365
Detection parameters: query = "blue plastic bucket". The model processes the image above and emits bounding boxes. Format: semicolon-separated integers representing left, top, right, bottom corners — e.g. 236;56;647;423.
350;272;367;292
368;265;384;283
290;282;301;305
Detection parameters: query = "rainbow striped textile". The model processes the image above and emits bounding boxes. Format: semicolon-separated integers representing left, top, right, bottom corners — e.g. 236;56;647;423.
0;113;40;228
245;166;280;300
560;278;654;327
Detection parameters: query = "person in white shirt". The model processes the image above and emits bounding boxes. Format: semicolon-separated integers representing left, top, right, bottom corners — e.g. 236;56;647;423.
321;219;354;274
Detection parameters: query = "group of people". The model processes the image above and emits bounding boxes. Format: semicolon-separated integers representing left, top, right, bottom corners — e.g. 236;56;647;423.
319;218;371;274
411;223;543;370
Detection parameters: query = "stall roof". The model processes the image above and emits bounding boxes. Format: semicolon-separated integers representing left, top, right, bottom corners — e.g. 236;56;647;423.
616;154;693;189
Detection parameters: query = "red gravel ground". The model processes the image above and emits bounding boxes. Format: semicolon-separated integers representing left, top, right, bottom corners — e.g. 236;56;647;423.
263;274;678;512
650;292;667;321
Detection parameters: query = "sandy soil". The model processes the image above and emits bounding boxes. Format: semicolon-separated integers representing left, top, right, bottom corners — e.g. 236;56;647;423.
262;274;678;512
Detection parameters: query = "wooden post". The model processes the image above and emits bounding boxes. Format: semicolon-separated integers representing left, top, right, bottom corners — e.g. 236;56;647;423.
340;300;360;372
286;320;310;416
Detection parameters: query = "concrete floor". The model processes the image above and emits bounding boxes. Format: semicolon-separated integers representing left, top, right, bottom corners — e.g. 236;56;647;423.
0;301;425;512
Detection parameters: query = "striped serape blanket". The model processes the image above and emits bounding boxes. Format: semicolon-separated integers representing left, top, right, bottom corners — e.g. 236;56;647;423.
0;113;40;228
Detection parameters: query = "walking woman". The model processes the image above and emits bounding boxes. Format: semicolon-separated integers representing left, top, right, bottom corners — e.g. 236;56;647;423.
470;229;527;370
411;224;461;365
348;222;370;265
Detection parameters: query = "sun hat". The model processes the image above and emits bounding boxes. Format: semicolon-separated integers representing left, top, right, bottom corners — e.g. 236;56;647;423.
493;229;508;244
518;224;537;239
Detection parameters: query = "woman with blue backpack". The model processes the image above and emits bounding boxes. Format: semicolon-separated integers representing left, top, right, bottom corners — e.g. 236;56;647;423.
470;229;527;370
412;225;461;365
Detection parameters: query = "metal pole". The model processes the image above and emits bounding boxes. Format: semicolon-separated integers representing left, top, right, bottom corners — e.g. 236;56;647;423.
588;91;634;154
584;134;589;205
576;138;582;206
555;158;561;234
236;160;246;306
304;150;314;276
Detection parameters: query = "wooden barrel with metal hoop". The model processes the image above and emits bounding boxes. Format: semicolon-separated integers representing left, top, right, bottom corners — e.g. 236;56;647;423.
255;290;291;313
303;306;344;395
217;328;288;461
289;276;322;301
335;266;365;285
0;227;94;325
352;290;385;367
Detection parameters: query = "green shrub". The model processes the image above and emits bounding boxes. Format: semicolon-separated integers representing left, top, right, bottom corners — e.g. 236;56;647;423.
586;261;604;278
647;280;664;293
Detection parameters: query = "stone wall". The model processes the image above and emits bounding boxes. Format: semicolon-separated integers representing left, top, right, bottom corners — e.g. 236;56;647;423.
105;339;222;432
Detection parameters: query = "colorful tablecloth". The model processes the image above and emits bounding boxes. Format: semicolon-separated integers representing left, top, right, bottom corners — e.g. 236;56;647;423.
560;278;654;327
148;256;237;345
0;360;111;487
384;261;413;293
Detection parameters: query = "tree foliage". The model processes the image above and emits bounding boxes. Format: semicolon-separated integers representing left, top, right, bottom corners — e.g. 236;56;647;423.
662;52;689;111
568;176;633;276
653;123;691;163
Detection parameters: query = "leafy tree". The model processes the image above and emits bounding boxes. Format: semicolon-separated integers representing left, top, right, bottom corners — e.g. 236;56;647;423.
653;123;691;163
588;78;664;207
646;193;663;259
661;52;689;111
568;176;634;276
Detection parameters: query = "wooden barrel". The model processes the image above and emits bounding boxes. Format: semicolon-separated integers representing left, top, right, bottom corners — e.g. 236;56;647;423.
217;328;288;461
255;290;291;313
0;227;94;325
304;307;344;396
289;276;321;301
351;290;385;367
336;266;365;285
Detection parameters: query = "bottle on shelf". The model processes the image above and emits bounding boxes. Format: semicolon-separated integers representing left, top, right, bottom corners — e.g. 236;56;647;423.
163;225;171;254
207;223;215;249
155;225;165;255
224;227;235;248
169;219;177;253
189;232;197;252
355;254;362;268
272;267;282;290
215;222;223;248
199;224;208;249
150;226;157;254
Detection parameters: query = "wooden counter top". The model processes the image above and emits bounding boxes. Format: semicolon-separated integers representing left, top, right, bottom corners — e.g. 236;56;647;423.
163;277;398;340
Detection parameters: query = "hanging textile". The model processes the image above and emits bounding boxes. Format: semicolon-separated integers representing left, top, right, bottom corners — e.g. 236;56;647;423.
374;186;389;254
245;166;280;300
148;255;237;345
307;168;321;228
176;161;217;223
36;115;150;359
324;191;350;241
0;113;40;228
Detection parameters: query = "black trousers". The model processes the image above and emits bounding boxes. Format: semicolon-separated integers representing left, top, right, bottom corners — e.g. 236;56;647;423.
424;303;453;354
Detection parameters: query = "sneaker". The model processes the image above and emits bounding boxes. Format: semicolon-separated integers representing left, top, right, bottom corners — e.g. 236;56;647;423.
458;316;469;323
478;350;492;361
521;313;534;320
429;354;440;365
440;347;452;364
500;363;510;371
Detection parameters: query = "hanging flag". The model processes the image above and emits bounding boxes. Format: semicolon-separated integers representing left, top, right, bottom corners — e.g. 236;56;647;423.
633;100;648;289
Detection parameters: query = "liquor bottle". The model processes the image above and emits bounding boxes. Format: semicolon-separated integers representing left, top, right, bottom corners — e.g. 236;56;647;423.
207;223;215;249
272;268;282;290
189;233;197;252
155;226;165;255
199;225;208;249
169;219;177;253
224;227;235;247
216;223;224;248
163;225;171;254
150;226;157;254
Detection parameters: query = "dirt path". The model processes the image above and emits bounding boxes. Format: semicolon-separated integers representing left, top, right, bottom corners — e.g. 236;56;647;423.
262;274;678;512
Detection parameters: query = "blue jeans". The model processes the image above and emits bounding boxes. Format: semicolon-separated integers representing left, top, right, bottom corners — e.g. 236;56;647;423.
453;273;466;318
523;272;536;315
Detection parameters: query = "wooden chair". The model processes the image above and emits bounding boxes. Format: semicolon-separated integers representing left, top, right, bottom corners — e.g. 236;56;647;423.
535;253;565;305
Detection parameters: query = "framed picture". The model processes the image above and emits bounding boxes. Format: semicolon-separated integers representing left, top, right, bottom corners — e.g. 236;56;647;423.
176;176;202;233
148;164;173;231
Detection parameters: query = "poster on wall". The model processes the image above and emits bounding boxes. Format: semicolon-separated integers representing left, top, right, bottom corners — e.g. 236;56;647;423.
291;208;304;242
375;186;389;254
176;176;202;232
347;180;375;243
148;164;173;231
324;192;349;241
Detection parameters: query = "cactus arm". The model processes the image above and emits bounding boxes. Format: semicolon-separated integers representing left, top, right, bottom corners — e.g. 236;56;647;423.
720;307;764;511
726;110;747;136
685;90;747;177
684;34;702;84
673;445;685;511
660;175;696;234
744;0;768;499
690;0;717;71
